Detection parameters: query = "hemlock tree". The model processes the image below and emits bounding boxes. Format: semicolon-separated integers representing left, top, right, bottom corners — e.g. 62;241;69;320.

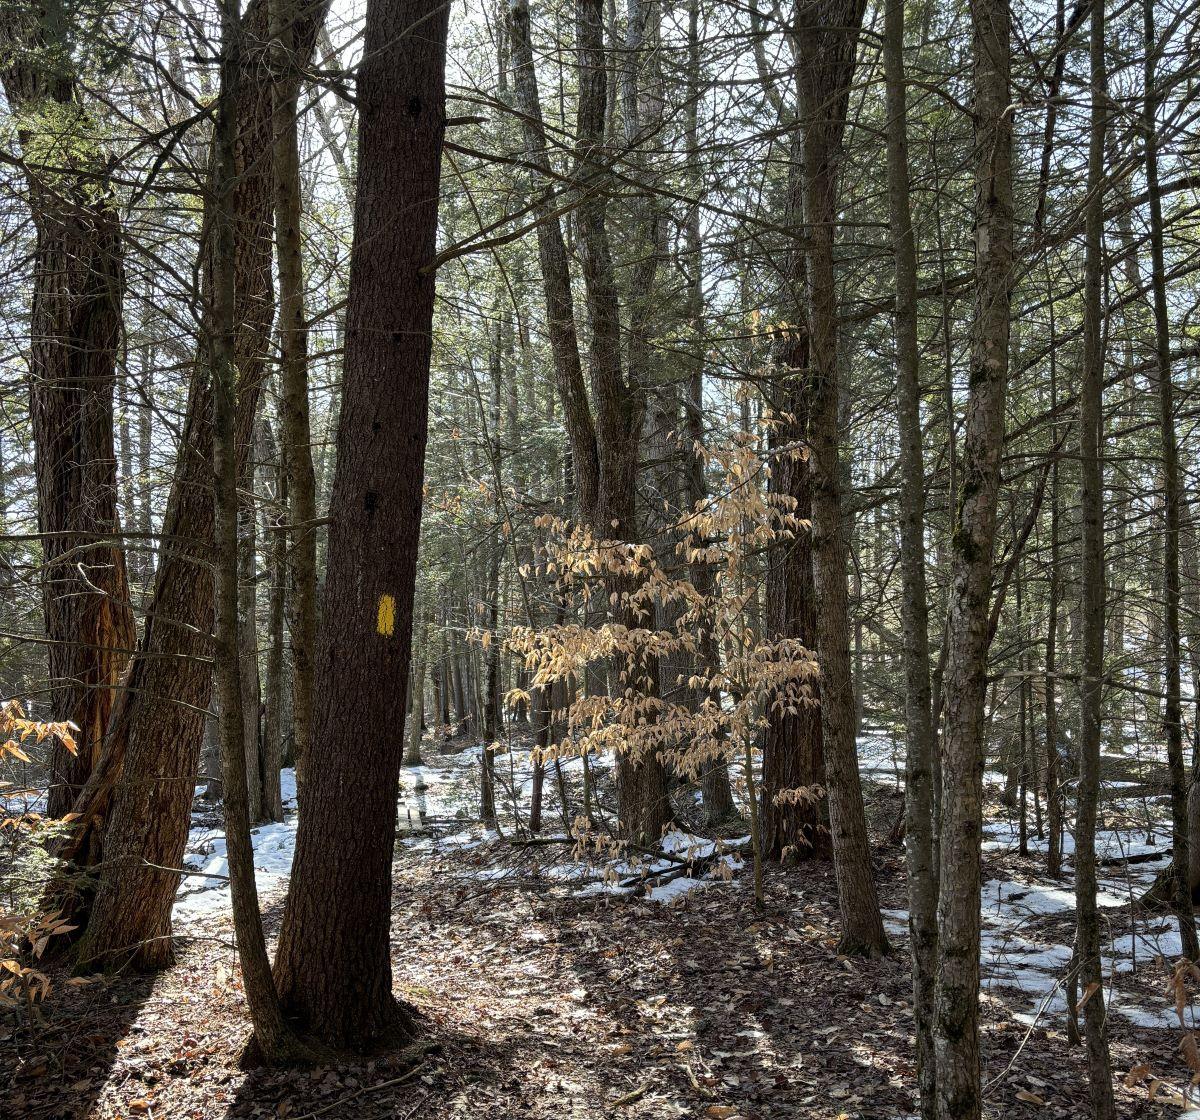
270;0;450;1051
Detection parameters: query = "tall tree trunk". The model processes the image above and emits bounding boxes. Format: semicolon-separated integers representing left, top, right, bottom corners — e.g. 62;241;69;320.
794;0;887;956
260;417;287;822
680;0;735;826
273;0;321;794
1144;0;1199;961
0;10;135;826
271;0;449;1051
210;0;307;1060
762;361;827;860
1044;317;1064;879
933;0;1013;1112
1073;2;1117;1110
883;0;937;1106
72;0;328;970
238;488;263;825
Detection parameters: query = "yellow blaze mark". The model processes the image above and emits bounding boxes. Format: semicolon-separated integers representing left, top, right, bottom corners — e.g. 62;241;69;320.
376;593;396;637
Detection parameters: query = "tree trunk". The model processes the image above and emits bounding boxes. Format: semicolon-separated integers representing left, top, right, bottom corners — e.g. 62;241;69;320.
1144;0;1199;961
271;0;449;1051
210;0;307;1059
933;0;1013;1111
762;360;827;861
883;0;937;1105
794;0;887;956
1044;313;1064;878
1073;2;1117;1110
261;418;287;822
72;0;328;970
0;10;136;827
273;0;321;794
238;491;263;825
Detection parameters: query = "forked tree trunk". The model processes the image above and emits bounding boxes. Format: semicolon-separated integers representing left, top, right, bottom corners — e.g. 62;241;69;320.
270;0;449;1051
0;10;136;827
933;0;1013;1112
73;0;328;970
210;0;308;1060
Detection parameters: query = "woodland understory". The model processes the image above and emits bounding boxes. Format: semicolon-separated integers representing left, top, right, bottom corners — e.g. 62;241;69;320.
3;0;1200;1114
3;730;1198;1120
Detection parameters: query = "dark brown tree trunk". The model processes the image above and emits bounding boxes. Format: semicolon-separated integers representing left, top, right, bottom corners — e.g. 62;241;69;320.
762;357;827;861
72;0;328;970
933;0;1013;1111
0;11;135;827
271;0;449;1051
794;0;887;956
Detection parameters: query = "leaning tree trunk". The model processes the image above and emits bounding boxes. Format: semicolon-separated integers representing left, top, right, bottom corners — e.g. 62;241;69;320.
72;0;329;971
794;0;887;956
933;0;1013;1113
270;0;449;1052
0;10;135;827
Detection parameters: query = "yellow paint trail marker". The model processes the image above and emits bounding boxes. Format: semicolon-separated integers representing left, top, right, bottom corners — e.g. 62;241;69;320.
377;593;396;636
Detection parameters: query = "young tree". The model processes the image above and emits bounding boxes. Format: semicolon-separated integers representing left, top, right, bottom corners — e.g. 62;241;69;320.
270;0;450;1050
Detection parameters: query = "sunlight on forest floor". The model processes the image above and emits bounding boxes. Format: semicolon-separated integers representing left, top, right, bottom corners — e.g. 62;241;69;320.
1;731;1193;1118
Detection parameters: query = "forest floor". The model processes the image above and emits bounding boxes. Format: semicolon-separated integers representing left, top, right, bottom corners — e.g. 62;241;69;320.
2;734;1197;1119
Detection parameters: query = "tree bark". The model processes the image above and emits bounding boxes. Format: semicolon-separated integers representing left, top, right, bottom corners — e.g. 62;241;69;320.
72;0;328;970
273;0;321;794
0;9;135;827
1143;0;1199;961
210;0;307;1059
271;0;449;1051
794;0;887;956
883;0;937;1106
1073;3;1118;1110
933;0;1013;1112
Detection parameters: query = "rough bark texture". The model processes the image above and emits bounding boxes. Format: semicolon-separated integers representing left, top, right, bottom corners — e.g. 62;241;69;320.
73;0;328;970
794;0;887;956
762;357;827;861
933;0;1013;1112
0;10;135;826
883;0;937;1106
271;0;449;1051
